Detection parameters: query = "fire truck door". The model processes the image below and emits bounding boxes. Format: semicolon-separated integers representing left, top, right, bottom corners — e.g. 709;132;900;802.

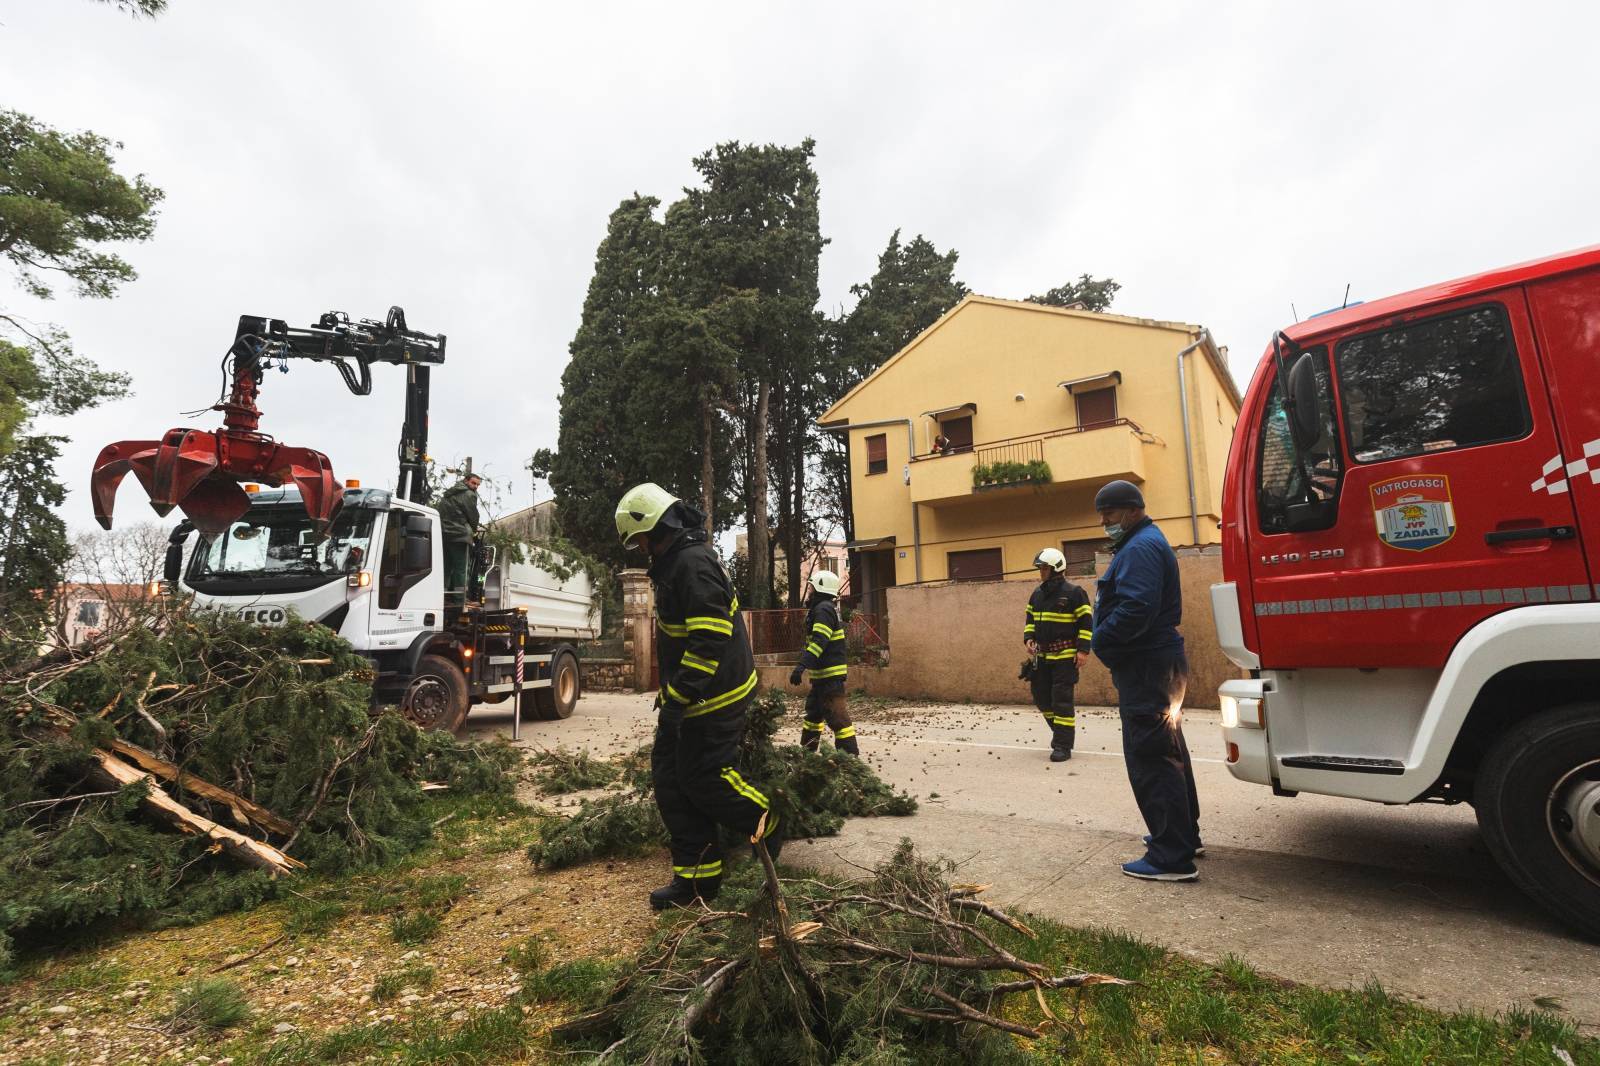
1248;292;1586;669
1527;268;1600;577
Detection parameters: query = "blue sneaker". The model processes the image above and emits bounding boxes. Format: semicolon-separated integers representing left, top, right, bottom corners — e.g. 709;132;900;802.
1144;833;1205;857
1121;857;1198;882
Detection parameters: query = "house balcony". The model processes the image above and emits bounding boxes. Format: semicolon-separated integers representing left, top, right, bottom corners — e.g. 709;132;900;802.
906;420;1149;506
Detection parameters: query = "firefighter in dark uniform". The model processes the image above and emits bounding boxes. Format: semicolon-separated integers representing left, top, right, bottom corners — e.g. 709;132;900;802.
788;570;859;756
1091;479;1203;882
615;483;780;910
1024;548;1093;761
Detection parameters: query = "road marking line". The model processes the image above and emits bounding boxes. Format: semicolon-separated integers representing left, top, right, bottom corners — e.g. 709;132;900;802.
903;737;1225;764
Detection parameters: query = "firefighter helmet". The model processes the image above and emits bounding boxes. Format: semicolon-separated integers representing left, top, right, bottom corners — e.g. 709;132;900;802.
809;569;842;596
1033;547;1067;573
614;482;679;548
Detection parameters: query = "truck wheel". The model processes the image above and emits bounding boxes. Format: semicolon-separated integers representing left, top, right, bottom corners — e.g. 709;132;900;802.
402;654;471;733
522;649;580;721
1474;702;1600;940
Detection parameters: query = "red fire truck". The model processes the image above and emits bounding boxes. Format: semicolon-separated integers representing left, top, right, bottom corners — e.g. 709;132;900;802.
1212;246;1600;938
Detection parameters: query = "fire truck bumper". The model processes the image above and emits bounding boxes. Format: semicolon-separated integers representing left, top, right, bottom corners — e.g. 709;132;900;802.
1218;678;1272;785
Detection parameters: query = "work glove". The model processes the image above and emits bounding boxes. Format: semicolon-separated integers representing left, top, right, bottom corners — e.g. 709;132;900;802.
789;667;804;687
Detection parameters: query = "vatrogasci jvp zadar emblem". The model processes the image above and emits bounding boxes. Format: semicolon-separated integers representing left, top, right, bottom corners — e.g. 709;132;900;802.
1371;475;1456;552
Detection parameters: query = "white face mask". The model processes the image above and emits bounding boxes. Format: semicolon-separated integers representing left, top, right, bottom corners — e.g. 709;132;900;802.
1104;523;1124;541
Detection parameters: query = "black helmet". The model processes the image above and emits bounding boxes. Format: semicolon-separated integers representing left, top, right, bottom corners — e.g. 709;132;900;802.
1094;480;1144;510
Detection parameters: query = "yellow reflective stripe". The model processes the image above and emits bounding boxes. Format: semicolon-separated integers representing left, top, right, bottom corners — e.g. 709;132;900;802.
809;665;848;679
1075;605;1093;617
657;616;689;637
1043;649;1076;661
1026;607;1038;617
801;721;826;732
730;595;740;612
683;670;759;718
829;630;846;642
681;646;720;672
811;622;832;636
1051;716;1076;727
1077;629;1093;640
672;860;723;879
665;682;690;704
834;725;856;738
805;641;822;656
1036;611;1075;622
719;767;769;809
1023;624;1037;634
686;615;734;635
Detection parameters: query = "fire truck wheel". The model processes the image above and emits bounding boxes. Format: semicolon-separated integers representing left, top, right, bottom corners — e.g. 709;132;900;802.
1475;702;1600;940
402;654;471;733
522;649;580;721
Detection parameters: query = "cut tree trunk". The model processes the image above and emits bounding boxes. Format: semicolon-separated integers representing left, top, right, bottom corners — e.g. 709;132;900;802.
749;380;771;608
88;749;304;876
699;397;716;532
110;739;294;836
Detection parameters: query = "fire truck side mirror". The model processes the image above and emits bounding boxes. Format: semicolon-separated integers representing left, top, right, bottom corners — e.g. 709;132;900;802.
1287;352;1322;446
163;544;184;583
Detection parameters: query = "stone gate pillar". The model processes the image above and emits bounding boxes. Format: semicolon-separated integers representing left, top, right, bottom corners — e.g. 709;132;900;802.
620;569;654;693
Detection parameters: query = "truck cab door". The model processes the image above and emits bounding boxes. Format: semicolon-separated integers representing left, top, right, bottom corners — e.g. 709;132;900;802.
1528;266;1600;566
1247;291;1586;669
370;510;442;651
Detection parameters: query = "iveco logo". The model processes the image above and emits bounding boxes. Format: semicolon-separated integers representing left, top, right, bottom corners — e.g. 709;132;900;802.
237;606;287;625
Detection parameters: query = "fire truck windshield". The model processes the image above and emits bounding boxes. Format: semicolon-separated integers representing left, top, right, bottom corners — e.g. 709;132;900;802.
187;505;377;594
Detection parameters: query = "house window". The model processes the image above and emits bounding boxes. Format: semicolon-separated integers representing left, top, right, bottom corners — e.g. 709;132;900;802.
865;433;887;475
819;556;839;574
1075;386;1117;429
75;600;103;628
948;548;1004;583
1060;540;1099;577
939;415;973;453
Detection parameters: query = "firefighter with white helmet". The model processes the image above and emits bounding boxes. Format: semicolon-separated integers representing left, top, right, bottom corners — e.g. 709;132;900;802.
788;568;859;756
614;482;779;910
1024;546;1093;761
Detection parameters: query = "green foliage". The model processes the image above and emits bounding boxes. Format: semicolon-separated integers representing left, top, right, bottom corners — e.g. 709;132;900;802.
520;957;621;1005
0;109;163;301
0;433;70;661
972;460;1052;489
169;978;250;1031
503;935;549;976
529;747;620;793
528;689;914;869
282;896;347;938
1025;274;1121;313
389;911;442;946
0;605;516;974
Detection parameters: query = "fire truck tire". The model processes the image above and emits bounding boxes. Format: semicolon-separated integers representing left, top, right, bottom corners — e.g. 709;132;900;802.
402;654;471;734
522;649;580;721
1474;702;1600;940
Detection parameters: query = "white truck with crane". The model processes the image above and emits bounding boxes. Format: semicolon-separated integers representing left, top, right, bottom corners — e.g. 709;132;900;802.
92;307;597;732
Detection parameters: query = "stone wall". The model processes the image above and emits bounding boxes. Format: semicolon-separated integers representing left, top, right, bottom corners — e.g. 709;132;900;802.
580;657;634;692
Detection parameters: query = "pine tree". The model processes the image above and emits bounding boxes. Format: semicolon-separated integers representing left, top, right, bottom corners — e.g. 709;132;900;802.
0;434;69;662
1026;274;1121;312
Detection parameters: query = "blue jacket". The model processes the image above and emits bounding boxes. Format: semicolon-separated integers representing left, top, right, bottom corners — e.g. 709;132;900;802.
1091;517;1184;667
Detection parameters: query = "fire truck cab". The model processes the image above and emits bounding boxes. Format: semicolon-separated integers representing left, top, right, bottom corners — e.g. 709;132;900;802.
1213;246;1600;938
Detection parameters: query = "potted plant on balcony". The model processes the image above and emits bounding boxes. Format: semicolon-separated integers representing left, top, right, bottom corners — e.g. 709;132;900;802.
972;459;1052;491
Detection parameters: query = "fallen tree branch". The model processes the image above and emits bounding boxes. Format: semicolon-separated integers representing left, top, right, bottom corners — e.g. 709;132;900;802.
208;933;287;974
979;972;1136;998
950;897;1036;938
109;740;294;836
88;749;303;875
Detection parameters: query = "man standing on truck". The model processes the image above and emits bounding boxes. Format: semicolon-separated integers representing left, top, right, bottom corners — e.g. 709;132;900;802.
437;473;482;591
1024;548;1093;761
615;482;780;910
788;569;859;756
1091;479;1203;882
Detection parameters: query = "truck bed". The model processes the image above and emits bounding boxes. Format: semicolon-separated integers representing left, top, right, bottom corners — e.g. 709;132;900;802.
482;554;599;641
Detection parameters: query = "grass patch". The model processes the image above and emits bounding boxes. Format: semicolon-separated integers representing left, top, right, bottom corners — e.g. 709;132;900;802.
372;963;436;1003
412;873;469;911
45;958;130;991
503;936;549;976
169;977;251;1031
251;1005;531;1065
519;957;619;1006
388;912;441;946
282;896;347;938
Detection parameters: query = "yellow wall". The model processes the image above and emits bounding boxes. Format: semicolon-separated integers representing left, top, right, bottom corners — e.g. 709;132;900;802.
826;297;1240;584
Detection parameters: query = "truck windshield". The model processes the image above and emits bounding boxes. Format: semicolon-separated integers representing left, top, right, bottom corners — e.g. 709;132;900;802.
187;505;378;594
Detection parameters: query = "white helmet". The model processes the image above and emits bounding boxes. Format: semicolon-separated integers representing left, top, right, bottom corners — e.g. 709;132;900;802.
1033;547;1067;573
809;570;842;596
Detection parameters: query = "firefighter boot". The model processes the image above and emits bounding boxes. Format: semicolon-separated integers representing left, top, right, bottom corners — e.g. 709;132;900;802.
1050;723;1074;761
834;726;860;757
800;722;825;752
648;875;720;911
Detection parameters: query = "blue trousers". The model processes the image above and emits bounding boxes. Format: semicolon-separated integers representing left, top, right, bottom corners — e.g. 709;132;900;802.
1109;650;1201;869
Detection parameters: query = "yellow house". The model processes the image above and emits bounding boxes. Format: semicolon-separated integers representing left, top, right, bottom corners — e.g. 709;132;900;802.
819;295;1240;600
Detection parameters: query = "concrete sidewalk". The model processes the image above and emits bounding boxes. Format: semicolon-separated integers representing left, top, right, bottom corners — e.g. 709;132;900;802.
467;692;1600;1031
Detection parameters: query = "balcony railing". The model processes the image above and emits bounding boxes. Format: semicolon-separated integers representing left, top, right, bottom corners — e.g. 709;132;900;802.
974;439;1044;468
910;418;1148;463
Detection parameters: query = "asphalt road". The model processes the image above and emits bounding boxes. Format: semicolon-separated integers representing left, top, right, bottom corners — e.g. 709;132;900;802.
466;690;1600;1031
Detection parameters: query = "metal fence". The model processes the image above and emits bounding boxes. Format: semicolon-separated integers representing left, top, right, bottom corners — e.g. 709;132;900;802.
974;438;1045;468
743;607;887;659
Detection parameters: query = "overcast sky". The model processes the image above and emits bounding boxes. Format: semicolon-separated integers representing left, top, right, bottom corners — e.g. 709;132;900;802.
4;0;1597;536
